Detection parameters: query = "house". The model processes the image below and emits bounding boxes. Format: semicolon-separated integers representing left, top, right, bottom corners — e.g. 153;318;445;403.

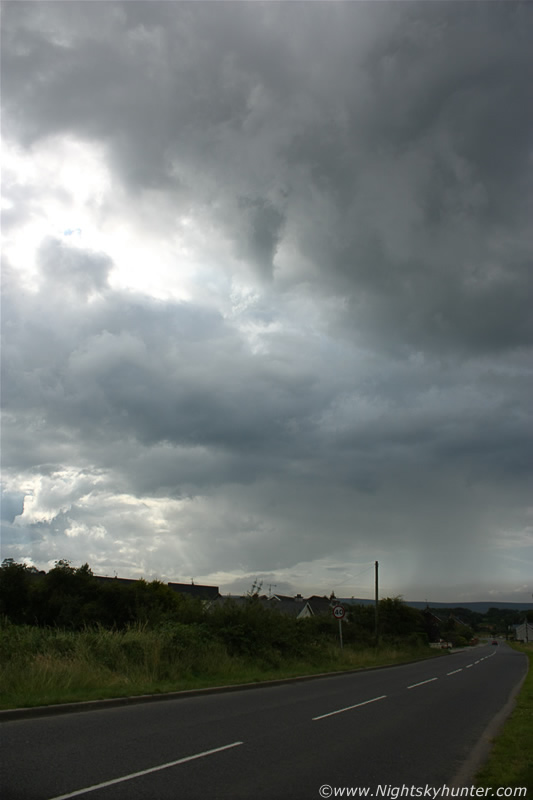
449;613;470;629
268;596;314;619
513;621;533;642
421;608;473;645
306;595;337;616
93;575;220;604
167;582;220;602
421;608;443;643
269;594;296;602
213;594;313;619
93;575;139;589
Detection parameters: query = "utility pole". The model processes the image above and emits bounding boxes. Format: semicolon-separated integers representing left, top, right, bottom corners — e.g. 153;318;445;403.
374;560;379;646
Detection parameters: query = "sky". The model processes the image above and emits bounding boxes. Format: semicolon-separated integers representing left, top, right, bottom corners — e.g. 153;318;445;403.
1;1;532;604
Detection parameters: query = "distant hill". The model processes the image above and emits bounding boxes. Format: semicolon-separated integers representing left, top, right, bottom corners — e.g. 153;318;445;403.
340;598;533;613
224;594;533;614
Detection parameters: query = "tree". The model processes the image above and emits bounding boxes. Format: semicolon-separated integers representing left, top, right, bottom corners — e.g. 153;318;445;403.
377;597;424;638
0;559;31;623
32;560;101;628
131;579;182;626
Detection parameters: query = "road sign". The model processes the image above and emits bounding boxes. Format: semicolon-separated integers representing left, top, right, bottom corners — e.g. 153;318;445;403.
333;605;345;619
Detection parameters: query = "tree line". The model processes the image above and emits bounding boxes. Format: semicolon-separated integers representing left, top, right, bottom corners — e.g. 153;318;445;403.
0;559;432;652
1;559;529;651
0;559;193;630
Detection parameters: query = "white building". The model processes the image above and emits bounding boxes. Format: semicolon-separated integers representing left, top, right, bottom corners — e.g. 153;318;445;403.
514;621;533;641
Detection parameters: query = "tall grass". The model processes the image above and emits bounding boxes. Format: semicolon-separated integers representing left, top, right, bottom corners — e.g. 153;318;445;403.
0;619;439;709
475;643;533;792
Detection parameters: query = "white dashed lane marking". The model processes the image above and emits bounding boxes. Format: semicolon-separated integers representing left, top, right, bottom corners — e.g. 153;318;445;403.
407;677;438;690
313;695;387;721
48;742;244;800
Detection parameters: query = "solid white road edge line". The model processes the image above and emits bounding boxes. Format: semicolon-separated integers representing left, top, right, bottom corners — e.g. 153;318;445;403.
313;695;387;721
48;742;244;800
407;677;438;689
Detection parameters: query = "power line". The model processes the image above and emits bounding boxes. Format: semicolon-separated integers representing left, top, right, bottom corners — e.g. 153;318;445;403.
331;563;375;589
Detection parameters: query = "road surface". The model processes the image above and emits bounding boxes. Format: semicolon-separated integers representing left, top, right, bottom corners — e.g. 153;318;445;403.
1;643;526;799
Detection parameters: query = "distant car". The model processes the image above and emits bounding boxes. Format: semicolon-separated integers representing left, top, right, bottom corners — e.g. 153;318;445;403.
491;640;498;646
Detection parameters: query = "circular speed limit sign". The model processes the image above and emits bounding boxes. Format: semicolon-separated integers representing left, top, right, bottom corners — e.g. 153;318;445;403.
332;605;345;619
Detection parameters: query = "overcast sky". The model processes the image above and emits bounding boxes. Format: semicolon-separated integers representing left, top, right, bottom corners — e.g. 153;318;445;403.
1;1;532;603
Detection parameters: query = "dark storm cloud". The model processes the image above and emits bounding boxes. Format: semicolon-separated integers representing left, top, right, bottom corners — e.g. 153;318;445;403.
1;2;532;597
3;2;531;355
3;236;530;502
1;227;531;588
1;239;323;481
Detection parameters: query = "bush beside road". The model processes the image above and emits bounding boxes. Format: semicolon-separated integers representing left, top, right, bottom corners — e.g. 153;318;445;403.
0;618;446;710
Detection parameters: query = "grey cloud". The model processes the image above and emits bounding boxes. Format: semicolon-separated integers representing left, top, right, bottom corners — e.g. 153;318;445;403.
3;237;531;491
238;197;285;280
0;489;25;523
39;237;111;297
4;246;532;467
3;4;531;355
1;2;532;599
2;242;321;475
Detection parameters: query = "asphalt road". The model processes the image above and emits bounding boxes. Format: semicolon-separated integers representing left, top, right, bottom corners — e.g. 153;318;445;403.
1;643;527;800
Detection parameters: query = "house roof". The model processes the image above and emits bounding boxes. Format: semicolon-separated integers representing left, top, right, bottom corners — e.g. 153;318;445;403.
306;596;338;615
93;575;220;600
212;595;257;609
449;614;470;628
423;608;446;624
270;599;313;618
167;582;220;600
94;575;139;588
212;595;313;619
270;594;298;603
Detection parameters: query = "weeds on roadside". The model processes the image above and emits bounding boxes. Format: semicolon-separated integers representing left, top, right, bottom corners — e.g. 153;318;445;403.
0;616;438;709
475;643;533;792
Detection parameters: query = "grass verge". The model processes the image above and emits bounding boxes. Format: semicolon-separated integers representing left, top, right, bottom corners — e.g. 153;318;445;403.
0;622;445;710
475;643;533;792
